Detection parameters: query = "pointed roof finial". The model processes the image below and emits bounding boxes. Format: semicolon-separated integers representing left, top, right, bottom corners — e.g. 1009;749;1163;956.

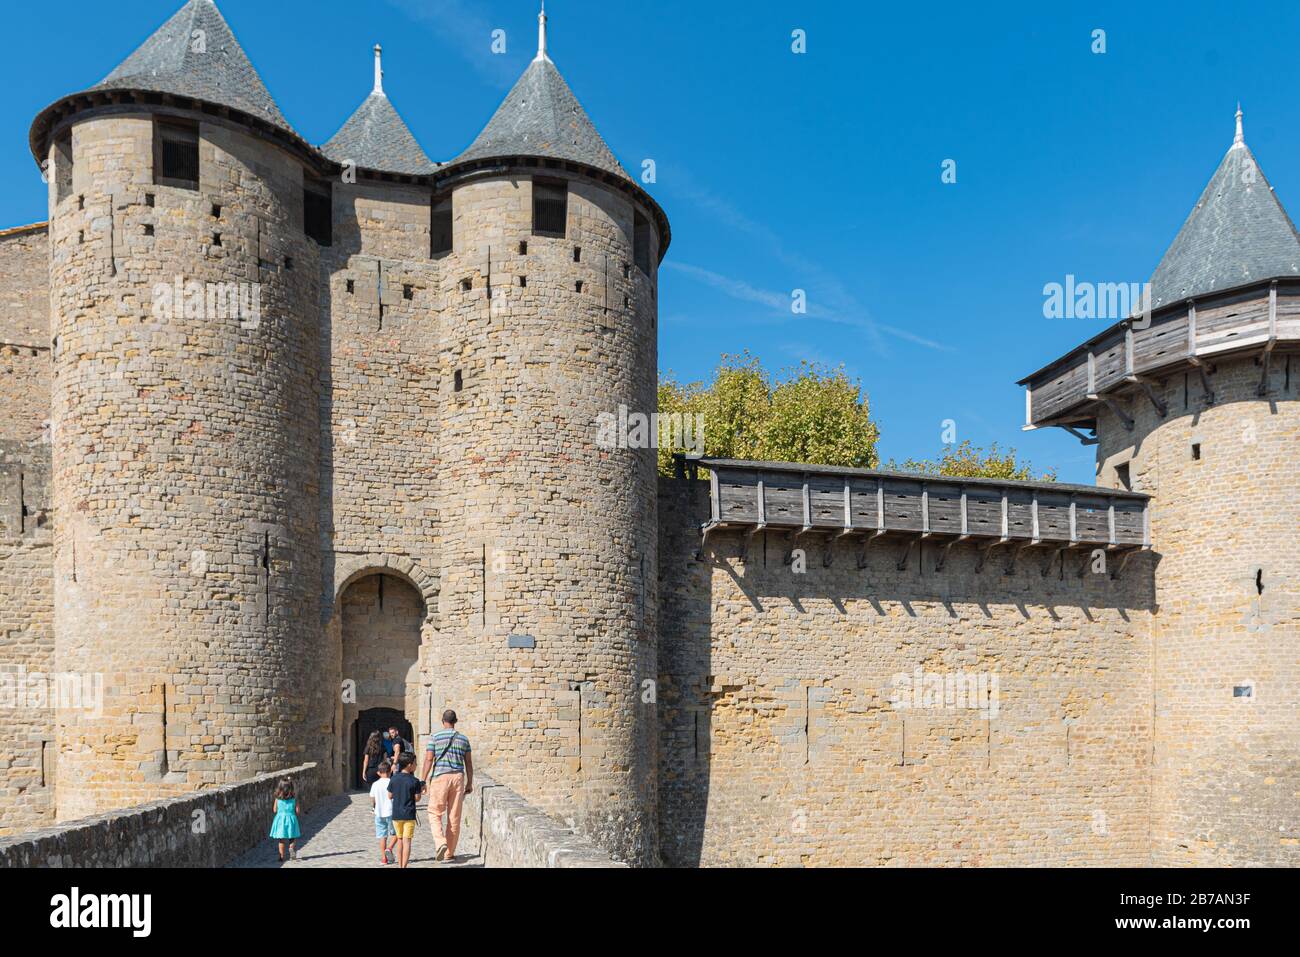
535;1;550;62
1233;102;1244;147
373;44;385;96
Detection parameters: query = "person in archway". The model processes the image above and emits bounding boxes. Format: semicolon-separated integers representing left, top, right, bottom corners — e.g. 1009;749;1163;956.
384;725;412;769
421;709;473;863
360;730;385;788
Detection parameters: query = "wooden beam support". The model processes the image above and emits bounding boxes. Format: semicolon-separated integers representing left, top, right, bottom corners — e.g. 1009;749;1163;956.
896;537;919;571
1100;395;1135;431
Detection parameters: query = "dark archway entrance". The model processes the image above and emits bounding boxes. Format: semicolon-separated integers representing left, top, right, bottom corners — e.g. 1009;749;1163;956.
352;707;413;790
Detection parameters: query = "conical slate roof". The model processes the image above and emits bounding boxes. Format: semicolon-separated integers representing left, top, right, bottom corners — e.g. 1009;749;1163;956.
324;93;437;176
1148;112;1300;308
92;0;293;134
451;56;632;182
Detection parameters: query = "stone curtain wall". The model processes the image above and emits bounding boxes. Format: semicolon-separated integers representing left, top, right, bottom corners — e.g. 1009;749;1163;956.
1096;354;1300;866
0;225;55;834
46;115;323;819
0;226;52;444
459;770;625;868
318;179;443;781
0;762;325;868
0;442;54;835
433;172;660;864
657;477;1156;867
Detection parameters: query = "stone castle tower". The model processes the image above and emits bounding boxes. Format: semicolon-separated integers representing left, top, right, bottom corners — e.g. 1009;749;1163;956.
1020;107;1300;865
18;0;667;863
1;1;1294;868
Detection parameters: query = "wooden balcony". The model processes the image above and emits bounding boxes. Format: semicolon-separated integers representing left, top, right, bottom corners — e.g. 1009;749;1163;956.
689;459;1150;568
1020;279;1300;433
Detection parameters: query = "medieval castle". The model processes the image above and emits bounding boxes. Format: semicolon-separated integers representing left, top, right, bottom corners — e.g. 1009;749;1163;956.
0;0;1295;867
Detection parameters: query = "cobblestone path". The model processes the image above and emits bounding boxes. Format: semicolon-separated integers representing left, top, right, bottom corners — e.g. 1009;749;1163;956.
229;791;482;868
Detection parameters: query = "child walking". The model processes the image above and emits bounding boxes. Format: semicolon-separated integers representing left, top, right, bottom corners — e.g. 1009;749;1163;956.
270;776;302;862
369;759;397;865
386;752;424;868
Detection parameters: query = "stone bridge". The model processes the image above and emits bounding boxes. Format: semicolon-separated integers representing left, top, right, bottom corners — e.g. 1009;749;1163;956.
0;764;624;869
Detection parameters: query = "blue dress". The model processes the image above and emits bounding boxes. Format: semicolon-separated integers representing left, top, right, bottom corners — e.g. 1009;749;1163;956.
269;797;301;839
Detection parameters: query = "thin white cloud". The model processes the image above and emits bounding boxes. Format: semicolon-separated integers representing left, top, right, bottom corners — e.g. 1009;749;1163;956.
384;0;519;85
663;260;953;352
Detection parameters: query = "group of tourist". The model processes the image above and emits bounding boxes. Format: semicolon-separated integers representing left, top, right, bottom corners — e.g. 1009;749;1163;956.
267;710;474;867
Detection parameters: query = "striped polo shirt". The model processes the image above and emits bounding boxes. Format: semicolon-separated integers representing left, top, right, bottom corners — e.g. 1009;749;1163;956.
426;729;471;776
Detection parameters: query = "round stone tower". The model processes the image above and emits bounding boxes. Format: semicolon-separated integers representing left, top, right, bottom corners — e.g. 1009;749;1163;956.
31;0;324;818
1023;110;1300;865
429;10;669;863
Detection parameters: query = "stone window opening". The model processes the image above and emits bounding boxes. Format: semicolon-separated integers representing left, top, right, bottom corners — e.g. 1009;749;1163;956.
212;232;222;247
1191;442;1202;461
430;194;452;257
211;203;221;219
153;119;200;190
346;279;355;294
1114;462;1131;491
573;246;582;263
633;210;652;276
575;280;584;294
460;278;472;293
304;178;333;247
519;240;528;255
403;284;414;301
1256;568;1264;595
519;275;527;288
143;224;154;236
53;131;73;205
532;178;567;238
77;195;85;212
284;256;293;271
145;193;155;208
453;369;463;393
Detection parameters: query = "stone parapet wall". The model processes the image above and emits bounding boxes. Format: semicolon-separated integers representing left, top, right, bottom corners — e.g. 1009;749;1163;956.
0;762;325;868
460;770;625;868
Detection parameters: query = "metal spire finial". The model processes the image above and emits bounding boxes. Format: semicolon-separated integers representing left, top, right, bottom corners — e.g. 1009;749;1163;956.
373;44;385;96
1234;102;1244;147
535;2;550;62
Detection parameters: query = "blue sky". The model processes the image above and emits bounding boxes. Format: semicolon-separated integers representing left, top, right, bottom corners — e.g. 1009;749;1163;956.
3;0;1297;482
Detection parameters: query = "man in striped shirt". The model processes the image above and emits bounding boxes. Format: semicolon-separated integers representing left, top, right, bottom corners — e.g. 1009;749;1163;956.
421;709;473;862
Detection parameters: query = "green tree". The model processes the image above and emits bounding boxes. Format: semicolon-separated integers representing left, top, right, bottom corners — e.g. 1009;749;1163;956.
657;352;880;476
887;440;1056;482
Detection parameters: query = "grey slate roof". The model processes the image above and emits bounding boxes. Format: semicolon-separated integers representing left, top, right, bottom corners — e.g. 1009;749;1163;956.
323;93;438;176
1148;138;1300;308
450;56;632;182
93;0;294;135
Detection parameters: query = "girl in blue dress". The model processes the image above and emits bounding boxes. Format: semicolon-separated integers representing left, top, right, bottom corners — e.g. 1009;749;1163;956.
269;777;302;862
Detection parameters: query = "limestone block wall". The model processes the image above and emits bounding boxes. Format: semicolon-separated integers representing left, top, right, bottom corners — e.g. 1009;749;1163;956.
0;224;56;834
0;440;54;834
0;225;52;444
46;112;323;819
1096;352;1300;865
434;170;660;863
658;477;1156;867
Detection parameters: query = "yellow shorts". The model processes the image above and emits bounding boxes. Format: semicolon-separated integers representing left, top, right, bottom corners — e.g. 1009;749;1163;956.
393;819;416;840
